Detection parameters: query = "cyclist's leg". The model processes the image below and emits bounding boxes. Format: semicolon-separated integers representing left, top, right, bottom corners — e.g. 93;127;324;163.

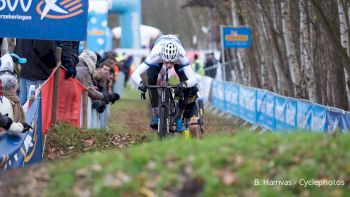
184;102;202;138
173;65;188;118
147;64;162;129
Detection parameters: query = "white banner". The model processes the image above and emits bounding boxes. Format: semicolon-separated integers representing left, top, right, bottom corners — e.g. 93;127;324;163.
197;74;213;103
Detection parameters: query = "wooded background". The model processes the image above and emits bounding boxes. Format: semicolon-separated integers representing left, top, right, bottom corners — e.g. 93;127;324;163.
180;0;350;110
111;0;350;110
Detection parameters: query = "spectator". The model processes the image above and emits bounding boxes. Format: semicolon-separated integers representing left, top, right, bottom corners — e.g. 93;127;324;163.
56;41;80;79
0;79;14;119
76;50;104;101
94;63;110;91
14;39;56;104
10;53;27;77
0;53;27;77
204;52;217;78
0;53;25;122
0;112;30;135
123;55;133;85
0;74;24;122
92;61;120;113
92;64;109;113
192;54;204;76
0;79;30;134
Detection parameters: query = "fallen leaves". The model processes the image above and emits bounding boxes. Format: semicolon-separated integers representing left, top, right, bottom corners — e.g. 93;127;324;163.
75;168;89;178
111;133;146;149
45;131;148;160
104;171;131;188
83;138;95;147
139;187;156;197
215;168;237;186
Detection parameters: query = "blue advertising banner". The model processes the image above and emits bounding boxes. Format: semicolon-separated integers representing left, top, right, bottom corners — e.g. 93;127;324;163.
326;107;344;132
297;100;312;129
222;26;251;48
0;0;89;41
24;98;43;165
0;132;26;169
310;104;327;132
239;86;256;124
224;83;239;116
275;96;287;130
211;80;225;112
0;98;42;170
209;79;350;133
340;111;350;131
256;91;275;130
285;98;298;129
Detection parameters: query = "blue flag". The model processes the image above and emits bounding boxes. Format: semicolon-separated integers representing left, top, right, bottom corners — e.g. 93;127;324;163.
0;98;42;170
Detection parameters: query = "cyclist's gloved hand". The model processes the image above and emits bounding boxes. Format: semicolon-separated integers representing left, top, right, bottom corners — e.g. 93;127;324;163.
138;81;148;93
175;82;187;96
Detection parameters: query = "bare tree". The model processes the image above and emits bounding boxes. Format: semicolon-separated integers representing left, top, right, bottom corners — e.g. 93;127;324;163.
183;0;350;110
300;0;317;102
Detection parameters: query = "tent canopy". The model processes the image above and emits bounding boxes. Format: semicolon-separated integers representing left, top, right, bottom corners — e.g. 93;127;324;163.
112;25;162;48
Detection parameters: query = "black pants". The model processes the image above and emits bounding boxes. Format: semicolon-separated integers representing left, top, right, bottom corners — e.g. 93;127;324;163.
147;64;189;108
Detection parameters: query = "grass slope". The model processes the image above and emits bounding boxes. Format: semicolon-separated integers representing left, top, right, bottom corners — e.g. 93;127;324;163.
46;131;350;197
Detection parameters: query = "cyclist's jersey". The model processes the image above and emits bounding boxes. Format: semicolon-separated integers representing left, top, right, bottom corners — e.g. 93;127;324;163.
184;86;198;104
144;35;190;67
131;35;197;88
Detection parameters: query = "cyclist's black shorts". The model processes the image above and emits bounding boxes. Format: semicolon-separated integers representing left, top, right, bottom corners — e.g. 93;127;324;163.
183;101;199;119
182;86;199;119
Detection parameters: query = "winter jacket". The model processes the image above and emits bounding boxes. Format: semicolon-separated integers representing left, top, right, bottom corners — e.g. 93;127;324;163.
76;61;104;101
0;96;14;120
56;41;80;69
15;39;56;80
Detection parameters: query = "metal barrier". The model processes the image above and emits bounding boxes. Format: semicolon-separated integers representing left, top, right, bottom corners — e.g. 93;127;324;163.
114;72;125;97
85;98;110;129
209;80;350;133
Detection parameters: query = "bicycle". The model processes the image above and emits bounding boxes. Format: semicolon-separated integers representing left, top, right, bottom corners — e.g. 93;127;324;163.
141;68;182;139
140;68;205;139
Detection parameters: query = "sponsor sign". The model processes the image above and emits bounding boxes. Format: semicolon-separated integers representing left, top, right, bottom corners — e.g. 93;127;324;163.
222;26;251;48
0;0;89;40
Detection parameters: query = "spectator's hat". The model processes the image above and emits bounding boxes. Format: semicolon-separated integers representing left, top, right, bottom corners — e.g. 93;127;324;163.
0;54;14;73
9;53;27;64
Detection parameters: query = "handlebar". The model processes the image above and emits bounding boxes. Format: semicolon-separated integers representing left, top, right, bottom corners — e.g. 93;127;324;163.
140;84;184;100
147;85;178;89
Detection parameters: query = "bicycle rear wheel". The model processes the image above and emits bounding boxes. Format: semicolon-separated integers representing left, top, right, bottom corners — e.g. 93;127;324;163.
158;106;168;139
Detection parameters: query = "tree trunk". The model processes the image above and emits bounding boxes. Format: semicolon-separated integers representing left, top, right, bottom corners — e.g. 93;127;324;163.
300;0;317;102
260;0;293;96
230;0;249;85
281;0;302;97
311;0;350;77
338;0;350;107
257;1;278;91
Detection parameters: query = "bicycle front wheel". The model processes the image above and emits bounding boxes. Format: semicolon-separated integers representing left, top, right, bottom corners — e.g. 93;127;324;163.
158;106;168;139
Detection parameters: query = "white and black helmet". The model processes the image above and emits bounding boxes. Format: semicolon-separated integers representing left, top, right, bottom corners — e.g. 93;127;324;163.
161;42;179;63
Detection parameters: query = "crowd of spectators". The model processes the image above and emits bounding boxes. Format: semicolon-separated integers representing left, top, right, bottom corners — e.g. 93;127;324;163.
0;39;133;135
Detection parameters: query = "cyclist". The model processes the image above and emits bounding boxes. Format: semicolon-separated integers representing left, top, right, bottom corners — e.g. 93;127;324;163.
131;34;198;132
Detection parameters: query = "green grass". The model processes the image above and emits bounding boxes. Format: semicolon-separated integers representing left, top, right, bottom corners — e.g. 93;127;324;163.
46;131;350;197
43;86;349;196
45;123;149;159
